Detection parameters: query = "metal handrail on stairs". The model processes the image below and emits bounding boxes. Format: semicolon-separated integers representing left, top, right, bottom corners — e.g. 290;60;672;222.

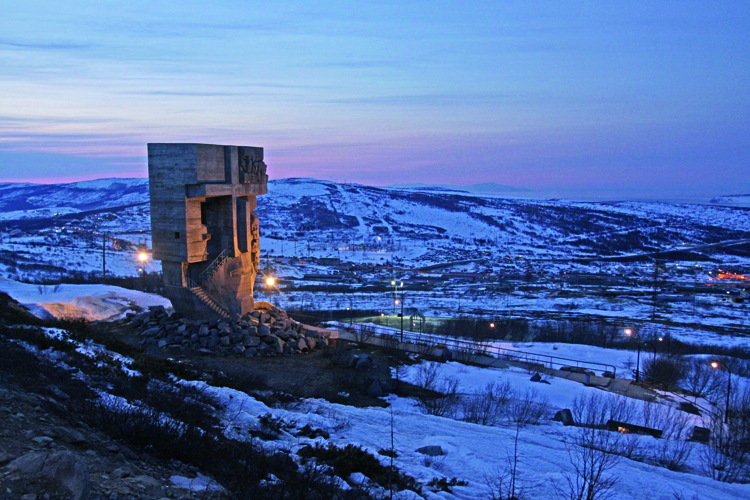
200;248;231;286
185;277;230;317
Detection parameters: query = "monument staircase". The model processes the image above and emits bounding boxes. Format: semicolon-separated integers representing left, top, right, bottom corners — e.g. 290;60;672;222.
200;248;231;287
184;277;231;319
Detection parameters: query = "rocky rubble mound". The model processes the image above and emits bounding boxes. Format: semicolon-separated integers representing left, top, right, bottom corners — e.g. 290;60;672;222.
128;303;329;357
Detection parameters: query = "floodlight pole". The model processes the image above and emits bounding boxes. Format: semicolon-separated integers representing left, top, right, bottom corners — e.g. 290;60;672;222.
399;291;405;343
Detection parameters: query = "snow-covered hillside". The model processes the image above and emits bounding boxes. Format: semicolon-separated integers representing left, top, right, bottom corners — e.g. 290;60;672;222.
0;178;148;217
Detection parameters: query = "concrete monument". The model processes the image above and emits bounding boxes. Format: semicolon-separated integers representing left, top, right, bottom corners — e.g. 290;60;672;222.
147;143;268;319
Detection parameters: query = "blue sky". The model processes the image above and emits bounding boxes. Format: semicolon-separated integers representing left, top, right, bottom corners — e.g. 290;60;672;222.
0;1;748;197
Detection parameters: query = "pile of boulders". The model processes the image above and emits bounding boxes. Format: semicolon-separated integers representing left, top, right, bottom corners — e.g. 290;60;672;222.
126;304;329;357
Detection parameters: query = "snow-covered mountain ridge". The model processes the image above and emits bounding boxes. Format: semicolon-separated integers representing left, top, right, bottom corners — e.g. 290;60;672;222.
1;177;749;263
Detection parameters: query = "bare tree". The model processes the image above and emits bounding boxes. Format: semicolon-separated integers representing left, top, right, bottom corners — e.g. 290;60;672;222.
485;422;524;500
463;380;514;426
701;411;750;483
416;376;460;417
414;362;461;417
682;359;723;402
508;388;549;425
555;427;621;500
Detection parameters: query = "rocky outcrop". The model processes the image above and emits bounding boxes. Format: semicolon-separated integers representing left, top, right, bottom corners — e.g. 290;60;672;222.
128;303;329;357
5;450;90;500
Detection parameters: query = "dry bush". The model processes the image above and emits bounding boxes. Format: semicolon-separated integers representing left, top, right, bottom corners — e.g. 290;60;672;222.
555;427;621;500
508;388;549;425
641;355;687;389
462;380;514;426
352;324;375;344
412;361;461;417
416;376;461;418
701;413;750;483
681;359;723;401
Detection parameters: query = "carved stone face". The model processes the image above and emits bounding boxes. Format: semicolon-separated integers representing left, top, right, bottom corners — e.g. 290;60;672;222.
240;155;267;184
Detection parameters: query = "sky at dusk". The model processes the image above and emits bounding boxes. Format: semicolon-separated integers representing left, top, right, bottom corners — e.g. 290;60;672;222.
0;1;748;198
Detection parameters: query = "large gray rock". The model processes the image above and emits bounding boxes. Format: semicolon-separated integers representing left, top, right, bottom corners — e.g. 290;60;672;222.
262;334;285;353
6;451;90;500
243;337;261;348
415;445;444;457
552;409;575;426
367;378;385;397
355;354;374;371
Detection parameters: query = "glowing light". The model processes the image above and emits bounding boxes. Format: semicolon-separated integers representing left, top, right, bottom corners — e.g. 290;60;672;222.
490;322;495;328
391;280;396;286
394;299;400;305
266;277;276;286
624;328;633;336
711;361;720;369
138;252;148;262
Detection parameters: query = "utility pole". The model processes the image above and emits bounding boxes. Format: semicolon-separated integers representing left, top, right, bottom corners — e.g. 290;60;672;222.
652;260;659;320
102;233;106;280
399;291;405;343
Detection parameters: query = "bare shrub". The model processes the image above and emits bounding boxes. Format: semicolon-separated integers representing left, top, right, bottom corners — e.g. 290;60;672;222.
414;362;443;391
611;433;644;461
571;392;610;427
453;346;483;364
641;355;687;389
605;395;639;425
416;376;461;418
570;392;639;428
644;402;693;471
508;388;549;425
485;423;524;500
682;359;723;401
555;427;621;500
412;361;461;417
462;380;514;426
701;413;750;483
353;324;374;344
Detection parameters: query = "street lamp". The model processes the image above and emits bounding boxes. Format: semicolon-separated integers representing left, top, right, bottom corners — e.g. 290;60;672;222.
711;360;733;424
624;328;643;384
138;252;148;290
658;334;671;357
395;292;406;343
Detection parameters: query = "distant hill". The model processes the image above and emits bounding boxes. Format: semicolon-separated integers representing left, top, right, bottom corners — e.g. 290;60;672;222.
710;194;750;206
2;177;750;264
0;178;148;214
388;181;530;194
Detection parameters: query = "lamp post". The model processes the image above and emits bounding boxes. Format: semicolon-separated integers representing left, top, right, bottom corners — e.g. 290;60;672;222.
395;291;405;343
625;328;642;383
658;334;671;357
138;251;148;291
711;360;733;424
265;275;275;302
